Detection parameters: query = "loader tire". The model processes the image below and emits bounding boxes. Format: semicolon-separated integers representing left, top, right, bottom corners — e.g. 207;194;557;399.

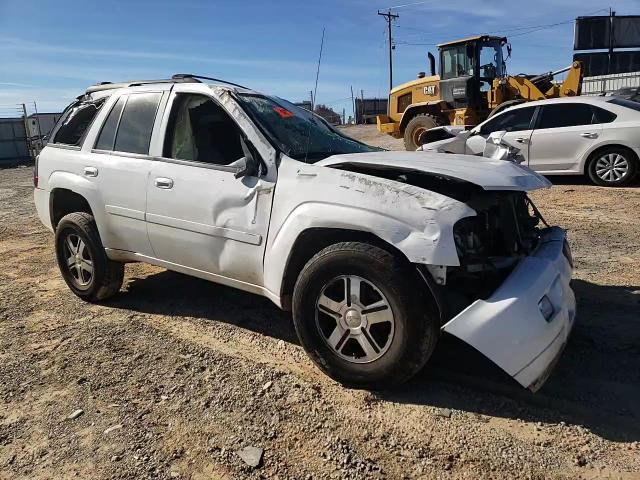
403;114;442;151
488;99;525;118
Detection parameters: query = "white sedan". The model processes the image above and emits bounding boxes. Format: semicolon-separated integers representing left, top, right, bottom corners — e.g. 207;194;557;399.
421;96;640;186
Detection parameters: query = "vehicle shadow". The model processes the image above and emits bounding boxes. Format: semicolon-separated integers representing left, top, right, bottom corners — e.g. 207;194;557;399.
380;279;640;442
107;271;640;442
545;175;640;187
106;269;298;344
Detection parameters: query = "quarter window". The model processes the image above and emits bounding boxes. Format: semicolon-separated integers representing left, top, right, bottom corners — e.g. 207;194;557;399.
53;100;103;146
113;92;162;155
537;104;594;129
480;107;535;134
591;105;617;124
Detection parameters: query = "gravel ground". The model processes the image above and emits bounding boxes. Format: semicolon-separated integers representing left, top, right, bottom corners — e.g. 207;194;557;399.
1;126;639;479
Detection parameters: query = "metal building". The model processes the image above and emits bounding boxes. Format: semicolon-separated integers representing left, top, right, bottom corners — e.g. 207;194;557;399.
0;118;29;166
355;98;388;124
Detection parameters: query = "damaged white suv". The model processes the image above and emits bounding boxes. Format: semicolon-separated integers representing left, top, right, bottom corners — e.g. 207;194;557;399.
34;75;576;391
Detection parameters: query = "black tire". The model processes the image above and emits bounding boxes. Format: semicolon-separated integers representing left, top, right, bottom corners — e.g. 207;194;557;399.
55;212;124;302
587;146;638;187
403;114;441;151
292;242;439;389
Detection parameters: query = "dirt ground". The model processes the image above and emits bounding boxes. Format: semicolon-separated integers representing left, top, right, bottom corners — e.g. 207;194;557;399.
1;126;639;480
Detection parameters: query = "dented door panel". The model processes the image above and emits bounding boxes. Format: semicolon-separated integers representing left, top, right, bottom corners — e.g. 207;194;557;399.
146;161;274;286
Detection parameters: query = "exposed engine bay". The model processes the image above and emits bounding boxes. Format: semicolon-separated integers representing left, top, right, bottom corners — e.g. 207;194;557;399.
327;161;548;321
446;190;546;316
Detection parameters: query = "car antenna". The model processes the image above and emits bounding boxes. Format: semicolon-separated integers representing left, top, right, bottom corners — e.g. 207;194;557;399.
304;27;325;163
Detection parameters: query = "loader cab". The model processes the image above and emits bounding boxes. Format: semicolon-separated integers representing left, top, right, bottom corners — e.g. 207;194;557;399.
438;35;507;113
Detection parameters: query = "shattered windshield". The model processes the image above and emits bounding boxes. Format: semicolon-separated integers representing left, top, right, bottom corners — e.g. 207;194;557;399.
236;94;382;162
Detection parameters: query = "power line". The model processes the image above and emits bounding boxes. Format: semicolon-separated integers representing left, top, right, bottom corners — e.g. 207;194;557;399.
393;7;610;45
383;0;439;10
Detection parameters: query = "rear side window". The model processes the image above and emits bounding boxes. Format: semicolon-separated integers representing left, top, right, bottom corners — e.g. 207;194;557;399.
592;105;617;124
112;92;161;155
537;104;594;129
480;106;535;134
53;101;103;146
95;96;126;150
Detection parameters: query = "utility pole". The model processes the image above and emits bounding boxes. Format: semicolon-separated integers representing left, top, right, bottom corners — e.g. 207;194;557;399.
378;10;399;92
309;90;314;110
33;101;43;151
603;8;616;95
607;9;615;76
20;103;33;161
350;85;355;124
360;89;364;125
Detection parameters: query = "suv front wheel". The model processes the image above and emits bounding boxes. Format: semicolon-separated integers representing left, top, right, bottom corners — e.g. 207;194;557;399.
55;212;124;302
292;242;439;389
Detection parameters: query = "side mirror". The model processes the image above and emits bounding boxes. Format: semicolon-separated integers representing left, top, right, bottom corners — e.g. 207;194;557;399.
233;154;259;179
487;130;506;145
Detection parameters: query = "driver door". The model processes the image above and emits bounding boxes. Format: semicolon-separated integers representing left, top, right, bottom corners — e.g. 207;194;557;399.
145;91;275;286
466;105;538;165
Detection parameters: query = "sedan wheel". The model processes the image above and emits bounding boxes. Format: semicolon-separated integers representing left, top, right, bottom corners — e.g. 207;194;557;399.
588;147;638;187
595;153;629;183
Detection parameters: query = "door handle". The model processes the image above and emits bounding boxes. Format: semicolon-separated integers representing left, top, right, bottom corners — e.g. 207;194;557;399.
154;177;174;189
580;132;598;139
83;166;98;177
515;137;529;144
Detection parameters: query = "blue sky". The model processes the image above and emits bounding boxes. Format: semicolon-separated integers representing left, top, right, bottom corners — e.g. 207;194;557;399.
0;0;638;117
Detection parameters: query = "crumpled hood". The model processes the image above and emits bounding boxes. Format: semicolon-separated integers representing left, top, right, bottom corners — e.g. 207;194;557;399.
317;151;551;192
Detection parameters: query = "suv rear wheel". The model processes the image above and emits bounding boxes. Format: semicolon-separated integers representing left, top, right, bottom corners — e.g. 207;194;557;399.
587;146;638;187
292;242;439;389
55;212;124;302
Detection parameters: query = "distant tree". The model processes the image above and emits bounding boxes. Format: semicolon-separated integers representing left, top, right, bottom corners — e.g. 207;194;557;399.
314;104;342;125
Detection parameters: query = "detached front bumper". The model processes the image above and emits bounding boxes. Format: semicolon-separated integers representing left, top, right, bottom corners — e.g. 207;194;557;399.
442;227;576;392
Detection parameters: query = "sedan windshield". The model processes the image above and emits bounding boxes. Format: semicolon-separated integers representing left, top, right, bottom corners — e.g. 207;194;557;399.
236;94;382;162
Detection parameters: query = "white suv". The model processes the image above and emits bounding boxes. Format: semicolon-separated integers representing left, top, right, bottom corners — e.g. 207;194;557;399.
34;75;576;391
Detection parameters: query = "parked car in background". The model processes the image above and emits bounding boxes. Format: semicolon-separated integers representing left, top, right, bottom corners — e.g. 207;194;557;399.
34;75;575;392
421;96;640;186
611;86;640;103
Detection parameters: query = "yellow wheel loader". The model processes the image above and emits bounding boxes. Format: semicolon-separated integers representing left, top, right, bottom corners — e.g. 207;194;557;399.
376;35;583;150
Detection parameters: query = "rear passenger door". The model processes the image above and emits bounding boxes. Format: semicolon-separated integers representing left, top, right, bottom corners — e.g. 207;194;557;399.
528;103;602;173
86;88;168;255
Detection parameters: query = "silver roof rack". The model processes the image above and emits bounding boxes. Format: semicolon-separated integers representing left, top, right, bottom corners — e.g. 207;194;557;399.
171;74;249;90
85;76;201;94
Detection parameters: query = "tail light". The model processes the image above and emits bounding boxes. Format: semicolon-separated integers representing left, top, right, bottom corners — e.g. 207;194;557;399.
33;154;39;188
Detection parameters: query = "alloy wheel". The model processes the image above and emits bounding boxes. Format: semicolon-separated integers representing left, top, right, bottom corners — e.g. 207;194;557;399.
595;153;629;183
63;233;94;287
315;275;395;364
